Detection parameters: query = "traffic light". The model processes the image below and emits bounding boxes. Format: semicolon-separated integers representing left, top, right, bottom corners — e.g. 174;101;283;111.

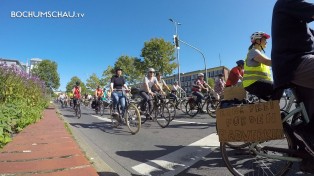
173;35;180;48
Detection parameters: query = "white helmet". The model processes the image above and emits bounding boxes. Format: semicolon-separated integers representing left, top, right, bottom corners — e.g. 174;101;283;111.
147;68;155;73
198;73;204;77
250;31;270;43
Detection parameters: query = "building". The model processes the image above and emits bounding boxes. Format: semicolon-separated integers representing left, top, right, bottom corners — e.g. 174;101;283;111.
163;66;230;94
0;58;27;72
29;58;42;71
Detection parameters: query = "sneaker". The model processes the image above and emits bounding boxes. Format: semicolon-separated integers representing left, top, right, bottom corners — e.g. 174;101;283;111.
112;111;119;117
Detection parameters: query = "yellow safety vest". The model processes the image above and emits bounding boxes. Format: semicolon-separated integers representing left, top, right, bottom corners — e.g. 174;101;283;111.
243;57;271;88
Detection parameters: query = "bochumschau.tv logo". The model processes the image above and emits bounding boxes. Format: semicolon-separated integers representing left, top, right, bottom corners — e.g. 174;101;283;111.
11;11;85;18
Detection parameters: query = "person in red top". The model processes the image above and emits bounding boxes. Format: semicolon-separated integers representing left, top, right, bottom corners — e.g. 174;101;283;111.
72;81;82;109
225;60;244;87
95;85;104;111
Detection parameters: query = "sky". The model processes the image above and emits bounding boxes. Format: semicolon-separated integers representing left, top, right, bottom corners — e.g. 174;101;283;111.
1;0;313;91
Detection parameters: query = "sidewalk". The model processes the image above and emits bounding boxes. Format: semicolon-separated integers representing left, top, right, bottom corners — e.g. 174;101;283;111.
0;106;99;176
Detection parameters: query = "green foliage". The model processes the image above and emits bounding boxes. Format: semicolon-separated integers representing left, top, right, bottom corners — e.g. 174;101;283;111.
86;73;102;90
31;60;60;90
207;78;215;88
65;76;87;94
101;65;114;87
0;64;48;148
114;56;144;85
141;38;177;76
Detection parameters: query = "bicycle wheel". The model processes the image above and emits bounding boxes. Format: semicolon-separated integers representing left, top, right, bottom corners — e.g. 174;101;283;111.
125;103;141;135
220;126;296;176
206;100;219;118
100;102;105;116
137;102;148;124
186;99;199;117
154;105;171;128
179;99;188;114
77;105;81;118
166;102;176;121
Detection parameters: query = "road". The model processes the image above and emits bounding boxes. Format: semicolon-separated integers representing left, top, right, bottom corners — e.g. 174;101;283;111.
57;99;310;176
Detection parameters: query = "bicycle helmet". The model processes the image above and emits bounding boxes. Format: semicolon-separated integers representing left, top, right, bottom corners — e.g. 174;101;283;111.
250;31;270;43
147;68;155;73
236;60;245;66
198;73;204;77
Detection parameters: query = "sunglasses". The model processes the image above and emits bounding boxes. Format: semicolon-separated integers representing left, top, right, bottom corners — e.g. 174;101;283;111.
149;71;155;73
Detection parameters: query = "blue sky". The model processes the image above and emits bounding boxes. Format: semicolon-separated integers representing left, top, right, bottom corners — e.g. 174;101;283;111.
1;0;313;91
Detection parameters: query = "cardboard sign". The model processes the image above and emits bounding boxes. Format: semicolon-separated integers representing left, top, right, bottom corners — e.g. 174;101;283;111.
216;100;283;142
223;86;246;100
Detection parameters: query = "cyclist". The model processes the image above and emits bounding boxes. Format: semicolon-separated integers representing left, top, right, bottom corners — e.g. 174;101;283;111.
192;73;211;112
214;73;225;100
139;68;162;118
225;60;244;87
94;85;104;111
72;81;81;109
110;68;129;117
170;80;184;109
154;72;170;94
272;0;314;173
243;31;281;101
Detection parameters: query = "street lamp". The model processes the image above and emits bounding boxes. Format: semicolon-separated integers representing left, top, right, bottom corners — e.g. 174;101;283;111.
169;18;181;86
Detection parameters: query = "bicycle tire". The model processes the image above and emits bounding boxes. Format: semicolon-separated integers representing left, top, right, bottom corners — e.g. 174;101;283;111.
77;105;81;118
186;99;199;117
179;99;188;114
155;104;171;128
166;102;176;121
220;126;296;176
137;102;148;125
125;103;141;135
100;102;105;116
206;100;218;118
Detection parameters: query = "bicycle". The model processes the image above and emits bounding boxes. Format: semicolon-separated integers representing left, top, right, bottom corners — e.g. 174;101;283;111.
220;87;314;175
110;89;141;135
73;99;81;118
167;90;188;120
185;91;218;118
138;92;171;128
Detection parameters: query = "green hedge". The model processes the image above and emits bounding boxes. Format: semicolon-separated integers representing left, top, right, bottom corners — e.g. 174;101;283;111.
0;64;48;148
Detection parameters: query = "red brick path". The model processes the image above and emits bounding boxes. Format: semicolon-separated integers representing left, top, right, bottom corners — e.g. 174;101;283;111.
0;107;99;176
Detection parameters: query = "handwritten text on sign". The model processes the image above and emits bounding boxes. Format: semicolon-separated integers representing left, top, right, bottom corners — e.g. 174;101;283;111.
216;101;284;142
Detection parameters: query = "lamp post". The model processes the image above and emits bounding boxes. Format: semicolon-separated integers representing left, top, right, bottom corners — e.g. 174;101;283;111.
169;18;181;86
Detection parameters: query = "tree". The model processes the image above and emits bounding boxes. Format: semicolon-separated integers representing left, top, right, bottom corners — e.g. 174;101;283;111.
141;38;177;76
86;73;102;91
114;56;144;85
101;65;114;87
207;78;215;88
65;76;87;94
31;60;60;90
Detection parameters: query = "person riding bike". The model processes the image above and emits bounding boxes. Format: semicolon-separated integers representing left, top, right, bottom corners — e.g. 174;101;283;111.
110;67;129;117
170;80;184;109
154;72;170;94
272;0;314;173
94;85;104;111
139;68;162;118
225;60;244;87
191;73;211;112
243;31;281;101
72;81;81;109
214;73;226;100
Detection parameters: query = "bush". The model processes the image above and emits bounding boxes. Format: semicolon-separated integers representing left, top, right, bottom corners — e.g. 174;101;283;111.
0;63;49;148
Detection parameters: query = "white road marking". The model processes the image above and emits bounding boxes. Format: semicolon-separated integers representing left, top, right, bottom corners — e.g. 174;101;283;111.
171;120;208;125
131;133;220;176
91;115;112;122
